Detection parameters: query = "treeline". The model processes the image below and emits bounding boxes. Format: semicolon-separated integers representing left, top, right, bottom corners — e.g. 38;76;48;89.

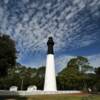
0;59;100;92
0;63;45;90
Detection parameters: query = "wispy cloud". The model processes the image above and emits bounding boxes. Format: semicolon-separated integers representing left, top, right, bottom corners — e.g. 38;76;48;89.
88;54;100;68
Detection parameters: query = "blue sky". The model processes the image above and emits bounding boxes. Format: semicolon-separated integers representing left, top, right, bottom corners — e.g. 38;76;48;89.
0;0;100;72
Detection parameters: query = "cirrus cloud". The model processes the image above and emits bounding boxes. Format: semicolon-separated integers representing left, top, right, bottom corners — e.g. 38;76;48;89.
0;0;100;70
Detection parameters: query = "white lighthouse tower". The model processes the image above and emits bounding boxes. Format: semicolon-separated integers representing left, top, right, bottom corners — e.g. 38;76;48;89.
44;37;57;91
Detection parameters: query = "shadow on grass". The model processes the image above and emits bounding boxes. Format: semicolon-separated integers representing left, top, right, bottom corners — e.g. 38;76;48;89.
0;90;28;100
0;96;27;100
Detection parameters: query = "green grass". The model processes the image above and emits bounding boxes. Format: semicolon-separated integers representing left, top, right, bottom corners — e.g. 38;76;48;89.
0;94;100;100
27;95;100;100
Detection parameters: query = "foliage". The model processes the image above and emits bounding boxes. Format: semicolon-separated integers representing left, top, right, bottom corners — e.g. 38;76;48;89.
95;67;100;77
0;63;45;90
67;56;93;73
0;34;16;76
95;67;100;91
57;56;96;91
57;67;82;90
34;67;45;89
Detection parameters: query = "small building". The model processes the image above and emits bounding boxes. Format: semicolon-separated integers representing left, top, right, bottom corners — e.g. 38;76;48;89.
27;85;37;92
9;86;18;92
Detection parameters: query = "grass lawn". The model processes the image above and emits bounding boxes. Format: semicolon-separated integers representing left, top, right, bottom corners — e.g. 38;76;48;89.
0;94;100;100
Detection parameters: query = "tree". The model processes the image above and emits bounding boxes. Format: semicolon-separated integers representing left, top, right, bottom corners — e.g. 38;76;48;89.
0;34;16;76
67;58;79;70
34;66;45;90
95;67;100;91
58;66;82;90
57;56;94;90
77;56;93;73
95;67;100;77
67;56;93;73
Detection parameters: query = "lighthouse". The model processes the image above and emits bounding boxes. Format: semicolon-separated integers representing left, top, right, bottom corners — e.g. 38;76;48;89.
44;37;57;91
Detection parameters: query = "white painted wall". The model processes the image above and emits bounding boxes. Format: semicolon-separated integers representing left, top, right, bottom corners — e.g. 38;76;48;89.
44;54;57;91
9;86;18;92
